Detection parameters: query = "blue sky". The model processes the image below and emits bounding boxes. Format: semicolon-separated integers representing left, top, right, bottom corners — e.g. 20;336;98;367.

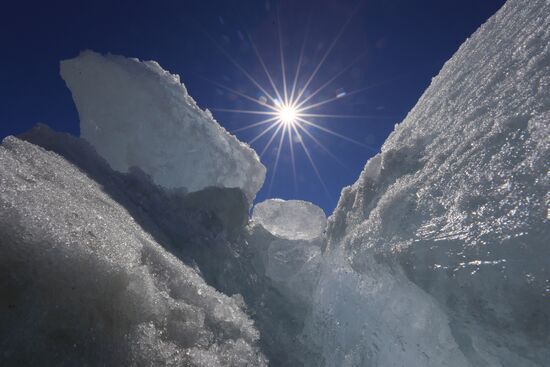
0;0;505;214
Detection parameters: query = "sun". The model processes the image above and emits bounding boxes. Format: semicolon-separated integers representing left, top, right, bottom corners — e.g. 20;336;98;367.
278;105;298;125
208;3;376;199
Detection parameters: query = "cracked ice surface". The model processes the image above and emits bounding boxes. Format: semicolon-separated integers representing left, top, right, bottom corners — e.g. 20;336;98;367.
60;50;265;202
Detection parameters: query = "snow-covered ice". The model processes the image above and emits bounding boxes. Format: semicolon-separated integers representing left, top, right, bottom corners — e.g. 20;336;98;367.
0;134;267;367
15;124;315;366
60;50;265;202
303;0;550;365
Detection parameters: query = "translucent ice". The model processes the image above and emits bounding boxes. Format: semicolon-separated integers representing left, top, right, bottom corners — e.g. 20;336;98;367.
0;135;267;366
250;199;325;307
304;0;550;365
252;199;326;241
60;50;265;202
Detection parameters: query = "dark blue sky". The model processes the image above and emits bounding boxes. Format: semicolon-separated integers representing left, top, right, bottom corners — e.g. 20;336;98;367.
0;0;505;214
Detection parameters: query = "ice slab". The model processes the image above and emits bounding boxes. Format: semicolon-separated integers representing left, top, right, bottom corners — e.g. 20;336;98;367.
252;199;326;241
60;50;265;202
305;0;550;366
0;135;267;366
249;199;325;309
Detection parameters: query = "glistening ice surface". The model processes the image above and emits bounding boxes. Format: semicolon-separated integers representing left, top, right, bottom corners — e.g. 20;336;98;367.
0;134;266;366
303;0;550;365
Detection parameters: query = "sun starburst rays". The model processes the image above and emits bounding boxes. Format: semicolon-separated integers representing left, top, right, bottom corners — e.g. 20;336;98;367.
206;4;390;202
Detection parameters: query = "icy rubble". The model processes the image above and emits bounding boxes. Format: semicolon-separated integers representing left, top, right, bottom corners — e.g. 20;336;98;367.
304;0;550;366
60;50;265;202
0;133;267;366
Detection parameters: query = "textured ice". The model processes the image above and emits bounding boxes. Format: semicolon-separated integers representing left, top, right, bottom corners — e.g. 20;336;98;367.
252;199;326;241
14;124;314;366
60;50;265;202
0;134;266;366
304;0;550;366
